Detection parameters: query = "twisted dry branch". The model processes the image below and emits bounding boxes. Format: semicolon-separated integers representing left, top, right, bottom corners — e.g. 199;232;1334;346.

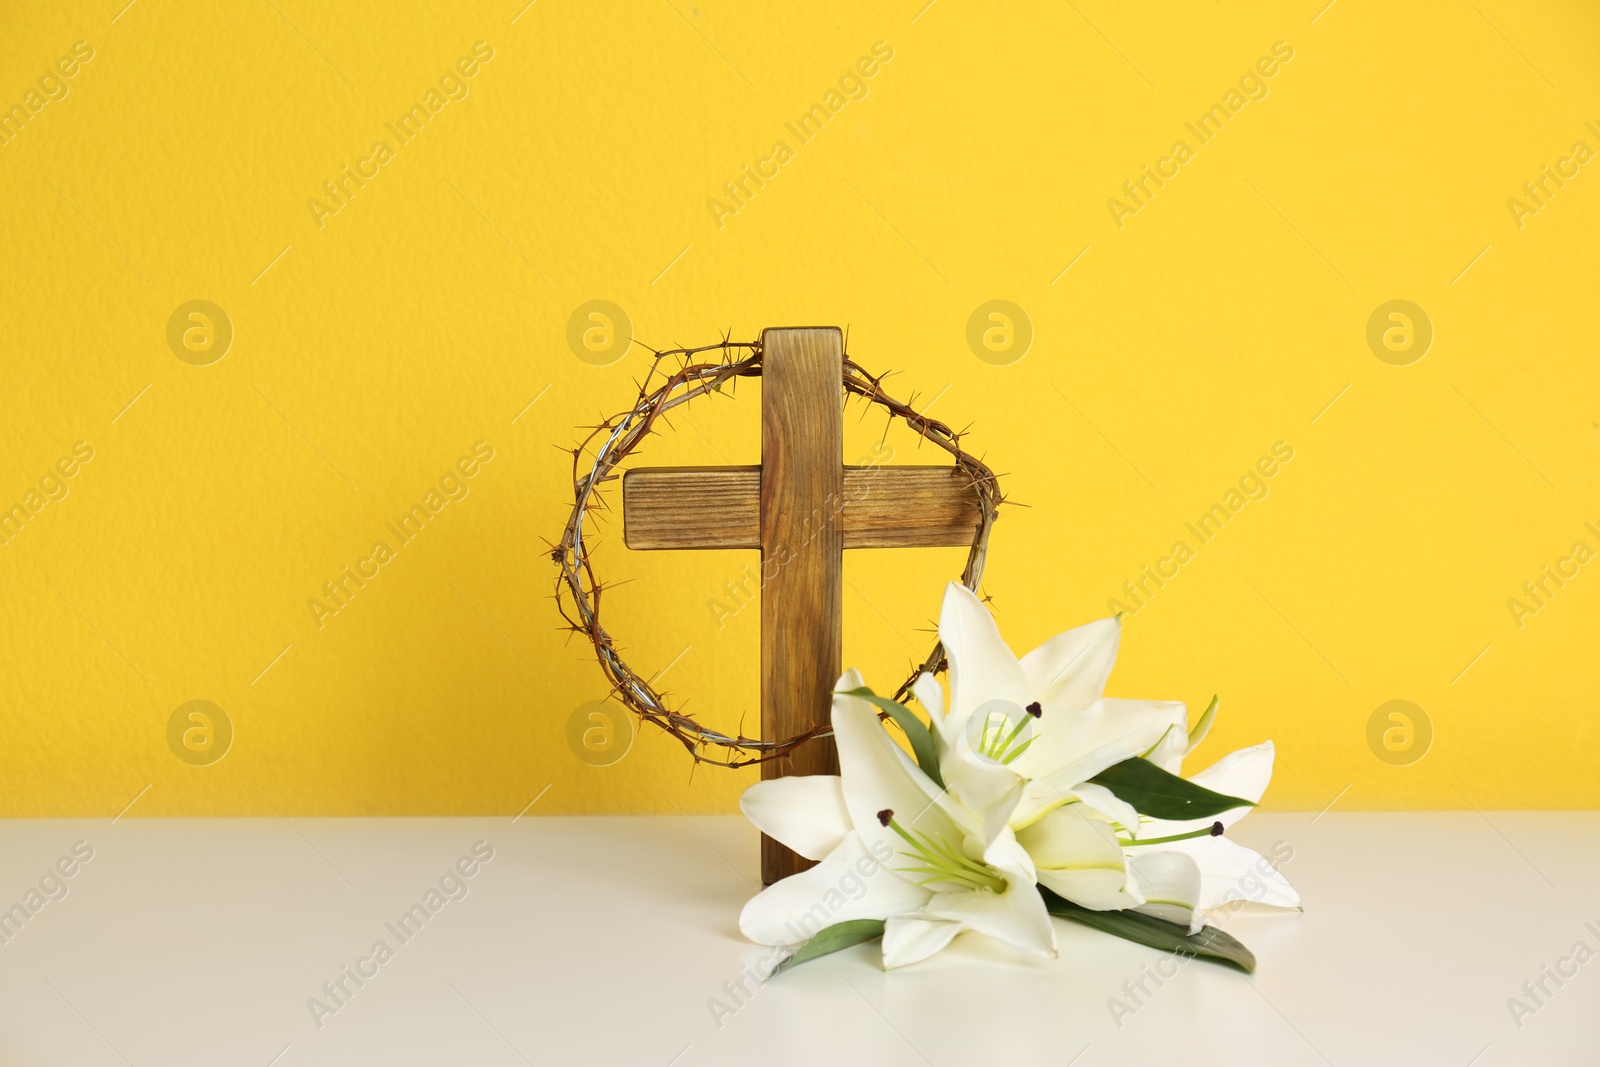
553;337;1003;768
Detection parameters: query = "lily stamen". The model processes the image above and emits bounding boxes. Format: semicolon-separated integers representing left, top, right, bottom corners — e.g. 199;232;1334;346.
989;716;1029;759
1118;821;1225;847
976;705;1039;765
880;811;1008;893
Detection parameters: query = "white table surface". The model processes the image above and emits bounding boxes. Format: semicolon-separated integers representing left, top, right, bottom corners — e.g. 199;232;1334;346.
0;813;1594;1066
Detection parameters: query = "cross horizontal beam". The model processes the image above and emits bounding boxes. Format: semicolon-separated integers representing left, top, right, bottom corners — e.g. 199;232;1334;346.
622;466;982;551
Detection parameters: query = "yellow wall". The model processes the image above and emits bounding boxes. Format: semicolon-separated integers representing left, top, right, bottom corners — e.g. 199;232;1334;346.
2;1;1596;818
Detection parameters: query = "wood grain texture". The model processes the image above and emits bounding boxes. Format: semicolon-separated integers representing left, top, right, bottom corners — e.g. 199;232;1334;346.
759;327;844;884
616;327;984;883
622;466;981;551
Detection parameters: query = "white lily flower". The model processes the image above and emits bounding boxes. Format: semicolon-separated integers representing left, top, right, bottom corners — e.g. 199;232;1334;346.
739;669;1057;969
924;582;1298;931
924;583;1189;835
1124;741;1301;916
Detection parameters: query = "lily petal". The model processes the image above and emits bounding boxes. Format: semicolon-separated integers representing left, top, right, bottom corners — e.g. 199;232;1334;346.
939;724;1026;847
1189;741;1275;806
1141;721;1189;775
1036;868;1142;911
740;775;851;861
1126;850;1203;931
939;583;1028;728
882;915;963;968
911;672;946;728
1068;782;1141;836
1015;804;1119;869
1138;741;1275;840
1186;695;1219;754
1019;617;1120;711
1182;836;1301;911
832;675;974;870
738;831;931;945
923;866;1056;960
1010;698;1189;813
982;824;1040;886
950;761;1025;849
1016;805;1142;910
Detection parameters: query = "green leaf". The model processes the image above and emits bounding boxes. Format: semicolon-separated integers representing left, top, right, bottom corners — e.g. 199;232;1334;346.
1087;756;1253;821
838;686;944;788
1040;888;1256;973
775;919;886;973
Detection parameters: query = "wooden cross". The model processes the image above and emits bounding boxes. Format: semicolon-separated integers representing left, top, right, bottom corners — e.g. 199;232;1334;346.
622;327;983;884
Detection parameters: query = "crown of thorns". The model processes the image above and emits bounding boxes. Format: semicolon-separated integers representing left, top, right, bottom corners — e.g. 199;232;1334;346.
553;337;1003;768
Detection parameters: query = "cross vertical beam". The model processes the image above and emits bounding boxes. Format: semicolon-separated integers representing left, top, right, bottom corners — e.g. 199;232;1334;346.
620;325;985;885
760;327;843;884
